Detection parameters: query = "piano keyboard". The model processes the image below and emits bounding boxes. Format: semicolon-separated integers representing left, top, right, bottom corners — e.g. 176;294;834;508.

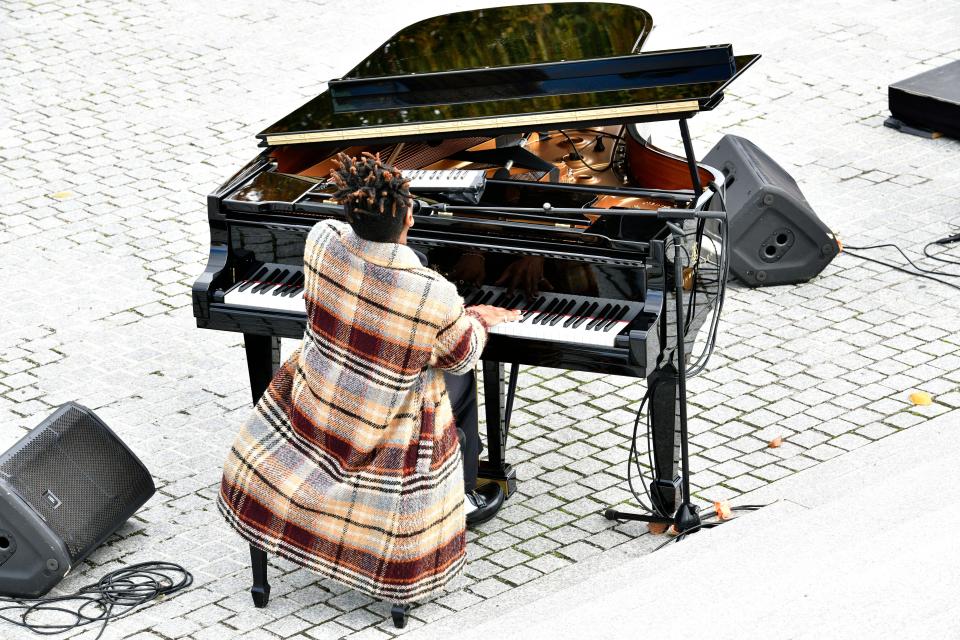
465;286;643;347
223;264;307;314
222;266;641;348
400;169;485;192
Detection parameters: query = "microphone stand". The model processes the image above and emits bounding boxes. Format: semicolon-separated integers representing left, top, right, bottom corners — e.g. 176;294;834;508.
602;205;727;535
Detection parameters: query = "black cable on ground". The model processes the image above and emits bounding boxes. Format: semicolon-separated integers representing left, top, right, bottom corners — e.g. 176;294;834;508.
923;238;960;267
842;247;960;292
0;561;193;639
844;242;960;277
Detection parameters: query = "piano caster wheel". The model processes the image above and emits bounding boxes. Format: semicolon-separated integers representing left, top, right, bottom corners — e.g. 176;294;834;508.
250;544;271;608
391;603;411;629
251;585;271;608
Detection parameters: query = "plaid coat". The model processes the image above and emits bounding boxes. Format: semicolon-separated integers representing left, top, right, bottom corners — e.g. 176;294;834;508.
219;219;487;603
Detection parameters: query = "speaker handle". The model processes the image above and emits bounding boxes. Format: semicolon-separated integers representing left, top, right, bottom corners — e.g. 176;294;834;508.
0;480;70;597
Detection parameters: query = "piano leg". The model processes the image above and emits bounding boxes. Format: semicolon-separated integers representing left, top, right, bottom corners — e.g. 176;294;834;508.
249;544;271;608
477;361;518;497
647;363;681;516
243;333;281;405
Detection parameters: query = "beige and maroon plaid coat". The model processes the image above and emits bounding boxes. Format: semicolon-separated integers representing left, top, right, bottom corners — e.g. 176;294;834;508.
219;219;487;603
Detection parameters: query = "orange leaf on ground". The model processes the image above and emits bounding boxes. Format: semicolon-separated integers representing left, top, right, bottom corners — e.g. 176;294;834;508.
648;522;669;535
768;436;783;448
714;500;733;520
909;391;933;406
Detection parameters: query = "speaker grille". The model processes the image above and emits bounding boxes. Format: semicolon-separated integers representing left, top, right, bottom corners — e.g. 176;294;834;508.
0;404;155;564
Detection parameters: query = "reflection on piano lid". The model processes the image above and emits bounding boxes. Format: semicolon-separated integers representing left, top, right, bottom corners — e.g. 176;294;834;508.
257;3;759;146
328;46;742;113
346;4;654;79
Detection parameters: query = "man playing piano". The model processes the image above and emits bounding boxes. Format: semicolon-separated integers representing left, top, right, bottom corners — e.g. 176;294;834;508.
218;152;517;603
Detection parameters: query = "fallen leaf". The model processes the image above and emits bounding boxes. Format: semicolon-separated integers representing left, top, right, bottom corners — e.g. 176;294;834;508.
647;522;669;535
714;500;732;520
909;391;933;406
50;191;74;200
768;436;783;448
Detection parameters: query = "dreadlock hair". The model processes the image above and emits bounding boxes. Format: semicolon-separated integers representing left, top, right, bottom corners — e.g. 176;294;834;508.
330;151;412;242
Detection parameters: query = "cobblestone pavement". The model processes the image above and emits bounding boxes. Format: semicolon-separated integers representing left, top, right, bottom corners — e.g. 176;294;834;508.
2;0;959;638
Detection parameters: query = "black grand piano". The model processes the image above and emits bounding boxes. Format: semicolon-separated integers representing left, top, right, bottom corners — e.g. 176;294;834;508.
193;3;756;531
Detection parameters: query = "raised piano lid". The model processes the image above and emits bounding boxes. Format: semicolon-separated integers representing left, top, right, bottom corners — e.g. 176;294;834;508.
257;3;759;147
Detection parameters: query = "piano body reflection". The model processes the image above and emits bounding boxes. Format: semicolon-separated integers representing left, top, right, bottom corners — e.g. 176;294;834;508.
193;3;758;516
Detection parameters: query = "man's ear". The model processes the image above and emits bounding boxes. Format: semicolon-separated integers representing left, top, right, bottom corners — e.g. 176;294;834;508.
406;204;415;228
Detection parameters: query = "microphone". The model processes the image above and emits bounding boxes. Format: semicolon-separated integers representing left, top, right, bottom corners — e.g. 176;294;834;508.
411;199;445;215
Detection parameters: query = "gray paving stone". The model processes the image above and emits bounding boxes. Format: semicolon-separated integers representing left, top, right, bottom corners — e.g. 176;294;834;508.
525;553;573;575
469;578;511;599
498;565;543;586
751;464;794;482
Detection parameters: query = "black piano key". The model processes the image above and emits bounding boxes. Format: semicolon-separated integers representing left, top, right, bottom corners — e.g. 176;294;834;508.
570;302;598;328
590;303;619;330
505;293;525;309
238;266;268;292
548;299;577;326
492;292;510;307
478;290;495;305
536;297;566;325
532;298;560;324
520;297;545;320
465;289;486;305
272;270;297;295
587;304;618;331
282;272;304;296
251;269;281;294
600;305;631;331
261;269;290;295
585;303;613;330
250;269;280;293
563;301;591;328
282;272;305;296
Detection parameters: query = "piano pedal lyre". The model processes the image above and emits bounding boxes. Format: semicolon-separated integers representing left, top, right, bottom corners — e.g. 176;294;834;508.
476;463;518;497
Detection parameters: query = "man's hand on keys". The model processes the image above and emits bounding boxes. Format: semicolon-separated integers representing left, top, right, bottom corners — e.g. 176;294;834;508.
467;305;522;327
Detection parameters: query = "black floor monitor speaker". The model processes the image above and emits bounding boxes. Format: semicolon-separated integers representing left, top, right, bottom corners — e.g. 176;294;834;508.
703;135;839;287
0;402;155;597
887;60;960;139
